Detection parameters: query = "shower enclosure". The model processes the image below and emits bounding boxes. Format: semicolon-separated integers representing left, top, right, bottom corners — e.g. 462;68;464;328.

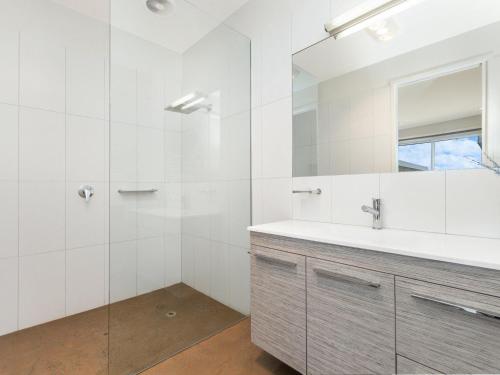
0;1;251;374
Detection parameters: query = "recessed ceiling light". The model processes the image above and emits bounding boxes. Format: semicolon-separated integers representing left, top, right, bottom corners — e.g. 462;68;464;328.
146;0;176;15
367;18;399;41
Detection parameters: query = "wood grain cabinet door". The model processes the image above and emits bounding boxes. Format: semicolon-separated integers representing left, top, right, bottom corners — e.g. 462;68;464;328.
397;356;441;374
396;277;500;374
306;258;395;375
250;246;306;374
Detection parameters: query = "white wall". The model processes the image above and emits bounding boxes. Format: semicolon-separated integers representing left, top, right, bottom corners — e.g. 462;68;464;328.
0;0;183;336
180;25;251;314
226;0;500;240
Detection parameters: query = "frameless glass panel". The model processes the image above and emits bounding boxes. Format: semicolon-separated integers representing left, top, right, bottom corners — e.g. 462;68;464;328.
108;1;251;374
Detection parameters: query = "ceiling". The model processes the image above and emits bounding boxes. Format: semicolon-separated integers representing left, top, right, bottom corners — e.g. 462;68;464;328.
50;0;249;53
294;0;500;81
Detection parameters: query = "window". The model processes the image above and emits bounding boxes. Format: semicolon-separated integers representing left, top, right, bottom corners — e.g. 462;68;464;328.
398;132;482;172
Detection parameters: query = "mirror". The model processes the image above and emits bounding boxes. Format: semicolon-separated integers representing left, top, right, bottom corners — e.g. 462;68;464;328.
292;0;500;177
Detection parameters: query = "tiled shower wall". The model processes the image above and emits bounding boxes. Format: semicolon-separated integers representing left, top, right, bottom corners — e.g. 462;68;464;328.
0;1;183;336
225;0;500;238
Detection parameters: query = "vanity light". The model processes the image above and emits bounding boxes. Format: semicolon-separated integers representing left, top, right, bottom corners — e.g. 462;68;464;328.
325;0;423;39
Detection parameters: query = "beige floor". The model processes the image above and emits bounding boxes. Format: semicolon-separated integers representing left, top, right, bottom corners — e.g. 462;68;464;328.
0;283;245;375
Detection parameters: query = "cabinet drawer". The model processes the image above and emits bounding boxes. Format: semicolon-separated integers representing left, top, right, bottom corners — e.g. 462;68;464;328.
396;277;500;374
397;356;441;374
307;258;395;375
250;246;306;374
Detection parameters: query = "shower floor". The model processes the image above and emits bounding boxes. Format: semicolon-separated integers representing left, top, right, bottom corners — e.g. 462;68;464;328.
0;283;245;375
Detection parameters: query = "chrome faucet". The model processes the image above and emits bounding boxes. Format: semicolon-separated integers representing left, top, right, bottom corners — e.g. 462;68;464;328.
362;198;382;230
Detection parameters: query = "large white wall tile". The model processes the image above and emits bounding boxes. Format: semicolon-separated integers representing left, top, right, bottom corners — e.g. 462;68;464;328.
67;48;106;119
292;176;332;223
137;182;166;239
252;178;292;225
20;108;65;181
137;70;165;129
446;169;500;238
251;107;263;178
164;233;181;287
0;104;18;181
20;34;65;112
110;122;137;182
0;29;19;105
380;171;446;233
19;251;65;329
261;7;292;105
66;245;105;315
109;240;137;303
332;174;379;226
20;182;65;255
67;116;106;182
0;182;18;259
229;180;251;248
110;64;137;125
226;111;251;180
261;98;292;178
229;245;250;315
210;182;230;243
66;182;106;249
164;130;181;182
209;241;230;306
181;235;196;288
182;182;211;239
194;237;211;296
0;257;18;336
110;182;137;243
137;126;164;182
137;237;165;294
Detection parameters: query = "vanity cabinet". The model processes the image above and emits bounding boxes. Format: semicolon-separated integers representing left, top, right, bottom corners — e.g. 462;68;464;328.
307;258;395;374
250;232;500;375
250;246;306;374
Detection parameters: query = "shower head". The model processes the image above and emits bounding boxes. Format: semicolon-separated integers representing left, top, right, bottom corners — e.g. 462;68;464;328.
165;92;212;114
146;0;176;15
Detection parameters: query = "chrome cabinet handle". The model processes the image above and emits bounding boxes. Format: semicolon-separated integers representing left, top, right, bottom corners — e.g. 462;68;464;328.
118;189;158;194
313;267;381;288
254;253;297;268
292;188;322;195
411;294;500;320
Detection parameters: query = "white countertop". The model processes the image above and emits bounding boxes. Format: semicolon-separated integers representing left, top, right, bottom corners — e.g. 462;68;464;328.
248;220;500;271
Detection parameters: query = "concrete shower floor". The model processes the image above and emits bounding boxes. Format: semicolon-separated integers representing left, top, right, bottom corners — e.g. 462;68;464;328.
0;283;245;375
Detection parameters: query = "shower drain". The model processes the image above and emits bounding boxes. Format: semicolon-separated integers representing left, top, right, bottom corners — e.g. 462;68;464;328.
165;311;177;318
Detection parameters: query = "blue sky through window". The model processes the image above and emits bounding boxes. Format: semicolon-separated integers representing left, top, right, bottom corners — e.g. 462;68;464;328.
399;135;481;171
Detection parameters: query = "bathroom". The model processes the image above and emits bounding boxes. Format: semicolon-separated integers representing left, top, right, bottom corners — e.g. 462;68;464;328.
0;0;499;374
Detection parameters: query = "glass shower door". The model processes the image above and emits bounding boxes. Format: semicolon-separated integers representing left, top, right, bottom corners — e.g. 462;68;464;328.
108;1;251;373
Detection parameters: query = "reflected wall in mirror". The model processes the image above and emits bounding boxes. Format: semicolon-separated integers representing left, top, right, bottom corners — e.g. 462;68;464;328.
292;0;500;177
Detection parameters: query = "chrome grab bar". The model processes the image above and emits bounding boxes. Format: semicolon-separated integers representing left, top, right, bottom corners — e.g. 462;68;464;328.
411;294;500;320
118;189;158;194
292;188;322;195
313;267;381;288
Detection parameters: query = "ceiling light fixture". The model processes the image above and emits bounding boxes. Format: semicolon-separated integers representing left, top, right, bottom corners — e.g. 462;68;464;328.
325;0;423;40
146;0;176;15
367;18;399;42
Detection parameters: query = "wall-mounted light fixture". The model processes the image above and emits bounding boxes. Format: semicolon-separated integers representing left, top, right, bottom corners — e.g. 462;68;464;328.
324;0;423;40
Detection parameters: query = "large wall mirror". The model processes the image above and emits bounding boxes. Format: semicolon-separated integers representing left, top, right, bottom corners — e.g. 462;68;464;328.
292;0;500;177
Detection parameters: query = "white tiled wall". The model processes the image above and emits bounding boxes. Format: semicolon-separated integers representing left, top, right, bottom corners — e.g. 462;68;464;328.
227;0;500;242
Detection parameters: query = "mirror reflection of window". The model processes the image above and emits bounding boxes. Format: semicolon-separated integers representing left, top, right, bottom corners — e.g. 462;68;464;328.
397;65;483;172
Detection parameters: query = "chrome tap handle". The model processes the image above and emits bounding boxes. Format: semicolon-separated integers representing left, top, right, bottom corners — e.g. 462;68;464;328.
292;188;322;195
78;185;94;202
